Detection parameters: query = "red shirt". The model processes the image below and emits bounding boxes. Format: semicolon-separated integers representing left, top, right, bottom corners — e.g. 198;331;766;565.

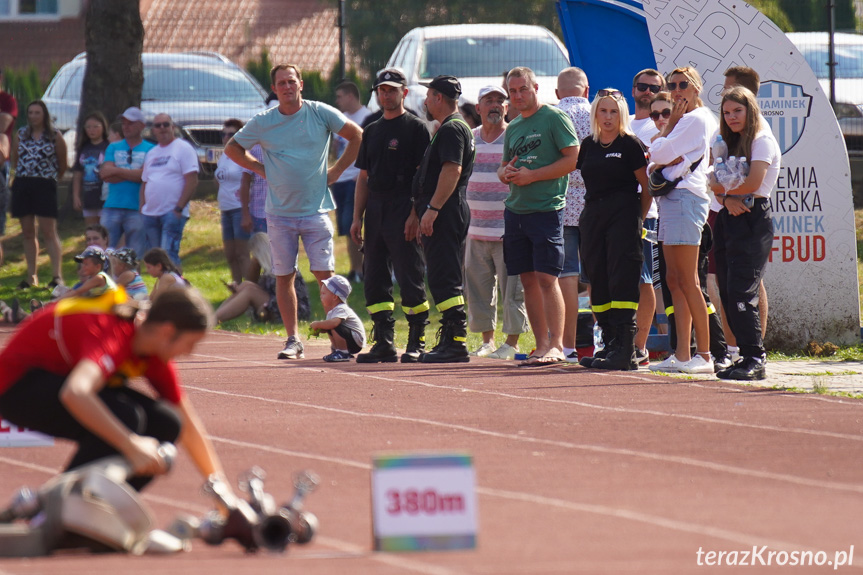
0;91;17;141
0;295;182;404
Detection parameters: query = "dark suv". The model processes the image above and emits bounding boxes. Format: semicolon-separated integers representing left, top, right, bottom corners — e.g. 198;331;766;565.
42;51;269;174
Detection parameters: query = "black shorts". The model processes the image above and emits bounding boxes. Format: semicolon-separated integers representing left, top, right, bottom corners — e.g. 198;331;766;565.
11;176;58;219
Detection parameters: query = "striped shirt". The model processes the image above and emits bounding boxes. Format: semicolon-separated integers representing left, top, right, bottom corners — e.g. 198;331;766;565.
466;127;507;241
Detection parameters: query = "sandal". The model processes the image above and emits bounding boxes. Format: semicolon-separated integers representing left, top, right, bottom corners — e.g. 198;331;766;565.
519;351;566;367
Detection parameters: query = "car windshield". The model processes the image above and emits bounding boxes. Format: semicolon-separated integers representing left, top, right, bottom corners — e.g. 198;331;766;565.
418;36;569;79
799;43;863;79
142;64;265;102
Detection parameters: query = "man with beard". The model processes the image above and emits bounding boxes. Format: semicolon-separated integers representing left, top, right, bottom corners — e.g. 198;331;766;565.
413;75;475;363
498;67;578;366
464;85;528;360
350;68;431;363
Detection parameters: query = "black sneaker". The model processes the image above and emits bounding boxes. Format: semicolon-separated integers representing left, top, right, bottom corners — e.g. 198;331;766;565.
633;348;650;367
277;335;305;359
717;356;766;381
713;355;733;373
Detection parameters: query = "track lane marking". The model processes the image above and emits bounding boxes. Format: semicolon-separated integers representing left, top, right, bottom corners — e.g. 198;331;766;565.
183;385;863;494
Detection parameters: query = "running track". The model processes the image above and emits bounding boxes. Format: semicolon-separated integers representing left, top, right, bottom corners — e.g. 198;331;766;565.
1;328;862;574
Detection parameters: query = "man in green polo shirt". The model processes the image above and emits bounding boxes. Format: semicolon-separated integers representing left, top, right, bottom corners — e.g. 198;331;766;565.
498;66;579;366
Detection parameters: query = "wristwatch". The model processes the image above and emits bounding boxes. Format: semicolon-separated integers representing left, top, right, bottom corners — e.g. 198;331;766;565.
427;204;440;212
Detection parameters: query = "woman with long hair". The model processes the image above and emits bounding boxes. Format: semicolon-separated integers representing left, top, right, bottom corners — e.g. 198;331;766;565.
577;89;651;370
647;67;716;374
10;100;68;289
709;86;780;380
143;247;188;301
72;111;110;226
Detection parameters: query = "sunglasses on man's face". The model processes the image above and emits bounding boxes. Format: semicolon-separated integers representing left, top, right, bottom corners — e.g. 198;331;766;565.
635;83;661;94
153;122;171;129
597;89;623;99
649;109;672;121
667;81;690;92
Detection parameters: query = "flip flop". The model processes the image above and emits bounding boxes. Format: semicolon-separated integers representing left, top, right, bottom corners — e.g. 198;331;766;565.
520;352;566;367
518;355;541;367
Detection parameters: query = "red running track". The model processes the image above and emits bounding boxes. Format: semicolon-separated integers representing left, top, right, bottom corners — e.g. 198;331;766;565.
1;327;862;574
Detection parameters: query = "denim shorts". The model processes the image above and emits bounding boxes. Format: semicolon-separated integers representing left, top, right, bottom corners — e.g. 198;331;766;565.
267;212;334;275
657;188;710;246
221;208;252;242
503;209;564;277
641;217;658;284
562;225;588;282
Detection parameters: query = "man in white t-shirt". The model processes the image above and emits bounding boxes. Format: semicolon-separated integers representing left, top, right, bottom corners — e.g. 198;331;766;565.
627;69;666;366
333;82;372;283
140;113;199;267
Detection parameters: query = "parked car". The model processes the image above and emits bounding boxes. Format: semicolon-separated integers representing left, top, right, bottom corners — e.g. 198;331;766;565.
375;24;570;116
42;51;269;175
787;32;863;200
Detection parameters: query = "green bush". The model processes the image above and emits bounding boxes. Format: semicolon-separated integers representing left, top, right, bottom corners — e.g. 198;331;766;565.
3;65;52;129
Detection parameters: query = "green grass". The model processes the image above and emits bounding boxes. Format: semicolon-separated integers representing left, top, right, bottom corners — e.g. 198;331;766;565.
0;189;536;354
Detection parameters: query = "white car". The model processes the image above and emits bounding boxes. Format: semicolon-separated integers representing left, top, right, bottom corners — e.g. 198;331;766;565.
787;32;863;197
376;23;570;116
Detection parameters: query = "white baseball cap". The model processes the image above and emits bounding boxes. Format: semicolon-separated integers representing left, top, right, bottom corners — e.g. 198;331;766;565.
121;106;145;123
477;85;508;102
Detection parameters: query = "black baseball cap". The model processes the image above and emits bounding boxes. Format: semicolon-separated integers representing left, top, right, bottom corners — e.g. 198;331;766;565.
372;68;407;91
420;75;462;100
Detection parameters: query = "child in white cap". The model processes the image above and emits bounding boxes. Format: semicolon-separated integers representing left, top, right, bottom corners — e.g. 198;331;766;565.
310;275;366;362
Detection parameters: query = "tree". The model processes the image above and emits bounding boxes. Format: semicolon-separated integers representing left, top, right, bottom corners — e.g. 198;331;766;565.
79;0;144;140
343;0;560;77
774;0;858;32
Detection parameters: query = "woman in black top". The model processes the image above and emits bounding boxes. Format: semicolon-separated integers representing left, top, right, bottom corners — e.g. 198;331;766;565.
577;89;651;370
10;100;67;289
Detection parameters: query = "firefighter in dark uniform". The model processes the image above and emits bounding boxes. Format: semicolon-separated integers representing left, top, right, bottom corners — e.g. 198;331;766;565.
577;89;651;370
413;75;475;363
351;68;431;363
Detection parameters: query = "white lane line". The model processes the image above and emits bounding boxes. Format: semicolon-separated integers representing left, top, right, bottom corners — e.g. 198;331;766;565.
0;456;461;575
2;452;856;570
184;386;863;494
189;352;863;444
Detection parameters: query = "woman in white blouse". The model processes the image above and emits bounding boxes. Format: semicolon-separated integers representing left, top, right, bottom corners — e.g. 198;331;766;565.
648;67;716;375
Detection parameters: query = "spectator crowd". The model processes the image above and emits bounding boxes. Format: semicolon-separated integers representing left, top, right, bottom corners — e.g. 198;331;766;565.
0;58;780;381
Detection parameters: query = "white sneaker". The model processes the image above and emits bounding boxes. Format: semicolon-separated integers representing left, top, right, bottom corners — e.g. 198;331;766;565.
564;350;580;363
650;354;680;373
678;355;715;374
487;343;517;360
470;342;496;357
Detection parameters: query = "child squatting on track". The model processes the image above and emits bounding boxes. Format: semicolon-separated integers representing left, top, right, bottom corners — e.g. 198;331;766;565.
309;274;366;362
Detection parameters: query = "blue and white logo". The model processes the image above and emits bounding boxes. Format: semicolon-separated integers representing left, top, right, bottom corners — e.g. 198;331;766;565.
757;81;812;155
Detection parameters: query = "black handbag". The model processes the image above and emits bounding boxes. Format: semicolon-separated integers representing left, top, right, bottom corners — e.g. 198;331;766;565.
648;156;703;197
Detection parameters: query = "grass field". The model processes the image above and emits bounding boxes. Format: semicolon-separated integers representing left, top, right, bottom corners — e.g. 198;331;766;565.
2;185;862;359
0;190;533;354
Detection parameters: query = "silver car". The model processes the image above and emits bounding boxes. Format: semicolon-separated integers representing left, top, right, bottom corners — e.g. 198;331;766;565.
42;51;269;175
375;24;570;116
787;32;863;198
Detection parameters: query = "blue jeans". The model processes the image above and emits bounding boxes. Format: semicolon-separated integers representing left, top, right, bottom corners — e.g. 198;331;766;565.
101;208;146;257
143;211;188;267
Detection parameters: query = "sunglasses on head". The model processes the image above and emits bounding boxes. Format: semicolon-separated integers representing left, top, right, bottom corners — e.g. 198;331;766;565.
597;89;623;99
667;81;690;91
153;122;171;129
649;109;672;121
635;83;661;94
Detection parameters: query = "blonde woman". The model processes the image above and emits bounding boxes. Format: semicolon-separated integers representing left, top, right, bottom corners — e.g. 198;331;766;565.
648;67;716;374
576;89;650;370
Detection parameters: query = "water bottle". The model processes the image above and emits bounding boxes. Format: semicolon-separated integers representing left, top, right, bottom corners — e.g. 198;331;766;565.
714;157;730;186
642;227;658;244
726;155;738;176
737;157;749;178
593;323;604;352
711;134;728;162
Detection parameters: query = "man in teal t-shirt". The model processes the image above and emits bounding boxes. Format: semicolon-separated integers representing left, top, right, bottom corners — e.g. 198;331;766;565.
225;64;363;361
99;106;155;260
497;67;579;365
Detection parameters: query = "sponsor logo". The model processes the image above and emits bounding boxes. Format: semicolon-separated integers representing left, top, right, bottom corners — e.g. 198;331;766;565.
757;81;812;155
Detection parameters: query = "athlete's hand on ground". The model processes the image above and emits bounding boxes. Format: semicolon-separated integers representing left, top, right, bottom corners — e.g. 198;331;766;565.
126;434;168;476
